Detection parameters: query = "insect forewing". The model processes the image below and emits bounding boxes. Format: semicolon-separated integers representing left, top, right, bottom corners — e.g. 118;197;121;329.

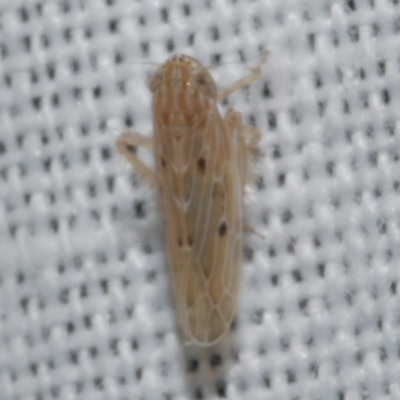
149;55;247;345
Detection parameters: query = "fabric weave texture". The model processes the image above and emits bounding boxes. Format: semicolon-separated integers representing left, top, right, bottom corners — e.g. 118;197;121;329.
1;0;400;399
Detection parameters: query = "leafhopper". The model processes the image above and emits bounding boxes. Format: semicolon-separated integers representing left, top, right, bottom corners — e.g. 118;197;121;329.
117;53;266;345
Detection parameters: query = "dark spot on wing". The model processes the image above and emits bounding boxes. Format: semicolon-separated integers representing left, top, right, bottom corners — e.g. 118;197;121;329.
161;157;166;167
219;222;227;236
187;236;193;247
178;237;182;247
197;158;206;173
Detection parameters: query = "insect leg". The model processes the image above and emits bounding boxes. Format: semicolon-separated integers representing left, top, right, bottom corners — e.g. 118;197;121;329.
223;109;261;158
216;51;269;102
242;124;262;158
116;132;158;186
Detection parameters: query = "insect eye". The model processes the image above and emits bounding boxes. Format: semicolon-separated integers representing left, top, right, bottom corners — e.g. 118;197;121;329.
196;73;207;85
148;70;164;92
194;71;217;98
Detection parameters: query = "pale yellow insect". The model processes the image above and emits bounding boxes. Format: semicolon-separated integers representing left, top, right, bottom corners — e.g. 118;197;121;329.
117;53;265;346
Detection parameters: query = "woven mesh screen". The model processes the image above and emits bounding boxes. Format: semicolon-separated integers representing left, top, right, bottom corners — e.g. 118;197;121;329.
1;0;400;399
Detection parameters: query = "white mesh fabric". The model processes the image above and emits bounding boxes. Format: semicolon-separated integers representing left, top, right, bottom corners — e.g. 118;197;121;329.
1;0;400;399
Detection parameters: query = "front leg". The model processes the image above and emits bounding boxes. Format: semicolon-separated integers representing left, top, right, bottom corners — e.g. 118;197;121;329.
116;133;158;187
216;51;269;102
